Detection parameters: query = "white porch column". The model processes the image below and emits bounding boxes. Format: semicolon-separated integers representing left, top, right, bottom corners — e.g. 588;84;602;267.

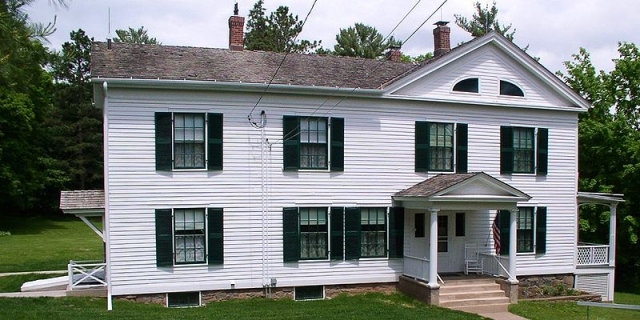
428;208;440;288
609;204;617;267
508;209;518;283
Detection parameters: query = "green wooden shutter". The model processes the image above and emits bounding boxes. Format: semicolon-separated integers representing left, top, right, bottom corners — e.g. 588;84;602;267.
330;207;344;260
344;207;361;260
207;113;223;171
155;113;172;171
388;207;405;258
283;116;300;171
415;121;430;172
207;208;224;265
456;123;468;173
155;209;173;267
500;126;514;174
499;210;511;255
283;207;300;262
536;207;547;254
330;117;344;172
536;128;548;176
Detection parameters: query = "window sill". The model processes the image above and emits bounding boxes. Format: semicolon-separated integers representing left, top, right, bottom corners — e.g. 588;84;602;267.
172;262;208;268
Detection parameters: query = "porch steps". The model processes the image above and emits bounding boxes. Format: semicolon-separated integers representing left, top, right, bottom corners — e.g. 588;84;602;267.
440;277;510;314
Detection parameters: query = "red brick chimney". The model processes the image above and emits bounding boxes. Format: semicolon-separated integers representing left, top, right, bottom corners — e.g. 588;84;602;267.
433;21;450;57
228;4;245;51
386;46;402;62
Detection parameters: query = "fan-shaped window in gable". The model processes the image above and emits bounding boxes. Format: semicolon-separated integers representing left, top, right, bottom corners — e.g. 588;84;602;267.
452;78;479;93
500;80;524;97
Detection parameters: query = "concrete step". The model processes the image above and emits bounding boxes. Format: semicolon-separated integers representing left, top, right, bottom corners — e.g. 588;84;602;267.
440;296;511;308
440;277;498;286
440;289;506;301
440;283;502;293
449;303;510;314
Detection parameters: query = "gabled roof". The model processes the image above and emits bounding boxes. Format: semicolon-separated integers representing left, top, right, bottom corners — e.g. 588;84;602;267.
394;173;478;197
60;190;105;211
91;42;416;90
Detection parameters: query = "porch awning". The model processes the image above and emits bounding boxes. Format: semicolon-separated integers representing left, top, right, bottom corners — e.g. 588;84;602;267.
392;172;531;210
578;192;624;205
60;190;105;216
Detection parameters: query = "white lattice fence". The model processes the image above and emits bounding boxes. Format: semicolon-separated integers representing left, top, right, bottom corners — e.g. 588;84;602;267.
577;244;609;265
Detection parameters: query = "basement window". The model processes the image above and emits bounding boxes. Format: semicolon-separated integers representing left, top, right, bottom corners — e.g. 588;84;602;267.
452;78;479;93
167;291;201;307
295;286;324;301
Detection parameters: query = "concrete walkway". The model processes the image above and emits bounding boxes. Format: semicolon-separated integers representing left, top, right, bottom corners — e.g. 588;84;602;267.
0;270;67;277
477;311;528;320
0;290;67;298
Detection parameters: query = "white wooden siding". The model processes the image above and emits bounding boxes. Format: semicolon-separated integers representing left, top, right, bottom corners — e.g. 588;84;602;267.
575;273;610;300
105;85;578;295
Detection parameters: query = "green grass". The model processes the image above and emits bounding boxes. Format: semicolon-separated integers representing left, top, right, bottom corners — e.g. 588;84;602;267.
0;293;484;320
0;274;63;293
0;215;103;273
510;292;640;320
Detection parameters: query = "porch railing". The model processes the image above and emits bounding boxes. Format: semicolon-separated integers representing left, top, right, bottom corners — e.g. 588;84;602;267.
479;253;510;278
577;243;609;266
402;255;443;284
68;260;106;290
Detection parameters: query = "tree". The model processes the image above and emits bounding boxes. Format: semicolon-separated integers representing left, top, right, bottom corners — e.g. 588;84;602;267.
48;29;103;191
401;53;433;64
559;42;640;290
244;0;321;53
0;0;67;213
454;1;515;41
333;23;402;59
113;26;160;44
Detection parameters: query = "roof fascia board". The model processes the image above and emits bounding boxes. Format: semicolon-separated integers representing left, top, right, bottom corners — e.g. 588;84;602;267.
383;33;590;111
90;78;383;97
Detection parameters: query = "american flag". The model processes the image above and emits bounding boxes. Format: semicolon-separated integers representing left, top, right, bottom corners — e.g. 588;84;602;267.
493;214;501;255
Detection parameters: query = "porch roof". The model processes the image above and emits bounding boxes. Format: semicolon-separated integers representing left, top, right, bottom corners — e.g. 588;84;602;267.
578;192;625;205
392;172;531;210
60;190;105;216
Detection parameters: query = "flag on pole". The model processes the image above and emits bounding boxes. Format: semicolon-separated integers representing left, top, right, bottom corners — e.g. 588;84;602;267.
493;213;501;255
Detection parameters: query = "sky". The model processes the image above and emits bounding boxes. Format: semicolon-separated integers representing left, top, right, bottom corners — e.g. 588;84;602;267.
26;0;639;74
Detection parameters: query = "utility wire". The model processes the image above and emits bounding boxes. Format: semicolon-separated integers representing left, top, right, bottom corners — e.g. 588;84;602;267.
248;0;319;126
276;0;448;145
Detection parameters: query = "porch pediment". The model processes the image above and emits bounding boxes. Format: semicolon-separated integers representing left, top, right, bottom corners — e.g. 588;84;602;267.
392;172;530;210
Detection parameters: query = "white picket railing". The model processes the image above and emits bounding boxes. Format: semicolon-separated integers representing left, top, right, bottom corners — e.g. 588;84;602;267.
68;260;106;290
577;243;609;266
479;253;511;279
403;255;429;282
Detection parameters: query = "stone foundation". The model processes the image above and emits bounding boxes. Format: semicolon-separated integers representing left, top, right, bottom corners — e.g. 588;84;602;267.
115;282;397;306
496;278;519;303
397;275;439;305
517;274;576;299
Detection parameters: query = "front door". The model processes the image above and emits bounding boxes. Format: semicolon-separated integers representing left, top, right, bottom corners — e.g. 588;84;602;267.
437;212;466;273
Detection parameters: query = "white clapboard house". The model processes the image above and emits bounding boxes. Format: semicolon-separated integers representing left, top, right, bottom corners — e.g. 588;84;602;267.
60;11;624;311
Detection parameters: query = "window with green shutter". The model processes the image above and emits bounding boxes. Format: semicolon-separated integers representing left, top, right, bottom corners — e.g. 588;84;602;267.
154;112;223;171
501;126;548;175
154;208;224;267
282;116;343;171
497;207;547;255
415;122;467;173
388;207;404;258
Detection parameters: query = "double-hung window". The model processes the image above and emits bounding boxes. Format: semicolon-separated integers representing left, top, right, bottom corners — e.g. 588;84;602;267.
155;112;223;171
415;121;468;173
283;207;404;262
497;207;547;255
500;126;548;175
155;208;224;266
283;116;344;171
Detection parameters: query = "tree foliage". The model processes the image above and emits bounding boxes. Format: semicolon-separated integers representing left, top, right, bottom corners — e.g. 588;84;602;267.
113;26;160;44
454;1;515;41
333;23;402;59
559;42;640;290
244;0;320;53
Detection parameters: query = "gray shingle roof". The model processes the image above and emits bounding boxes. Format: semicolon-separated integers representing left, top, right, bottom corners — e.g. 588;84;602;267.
60;190;105;210
394;173;480;197
91;42;418;89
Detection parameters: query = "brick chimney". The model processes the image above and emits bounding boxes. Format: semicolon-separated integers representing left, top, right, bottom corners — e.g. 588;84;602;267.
228;3;245;51
433;21;450;57
386;46;402;62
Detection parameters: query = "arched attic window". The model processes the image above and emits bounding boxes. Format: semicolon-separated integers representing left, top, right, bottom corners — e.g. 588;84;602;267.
452;78;479;93
500;80;524;97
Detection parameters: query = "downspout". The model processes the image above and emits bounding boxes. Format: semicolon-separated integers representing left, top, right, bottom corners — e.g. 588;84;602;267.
102;81;113;311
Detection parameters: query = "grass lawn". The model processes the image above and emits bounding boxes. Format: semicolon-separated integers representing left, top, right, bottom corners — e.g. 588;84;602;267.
0;215;103;273
510;292;640;320
0;274;63;293
0;293;484;320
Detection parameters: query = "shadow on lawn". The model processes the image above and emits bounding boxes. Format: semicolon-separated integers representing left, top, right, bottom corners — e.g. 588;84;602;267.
0;214;71;235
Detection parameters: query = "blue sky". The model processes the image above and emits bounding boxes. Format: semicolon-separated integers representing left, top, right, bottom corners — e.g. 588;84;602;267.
27;0;639;74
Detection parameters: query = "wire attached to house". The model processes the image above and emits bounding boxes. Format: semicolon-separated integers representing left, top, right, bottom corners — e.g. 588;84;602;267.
247;0;319;127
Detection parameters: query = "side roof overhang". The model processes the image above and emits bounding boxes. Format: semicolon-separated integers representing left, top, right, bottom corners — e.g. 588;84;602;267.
60;190;105;216
381;32;591;112
393;172;531;211
578;192;625;206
